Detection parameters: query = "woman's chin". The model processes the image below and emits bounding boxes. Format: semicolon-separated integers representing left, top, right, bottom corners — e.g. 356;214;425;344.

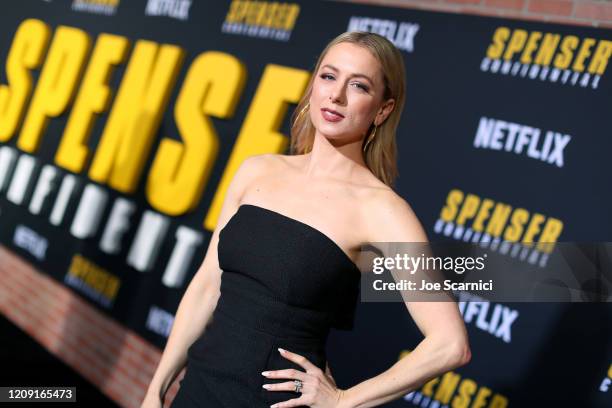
321;133;349;143
316;126;348;139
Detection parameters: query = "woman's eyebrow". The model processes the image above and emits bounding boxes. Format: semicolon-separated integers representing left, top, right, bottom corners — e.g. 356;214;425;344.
321;64;374;85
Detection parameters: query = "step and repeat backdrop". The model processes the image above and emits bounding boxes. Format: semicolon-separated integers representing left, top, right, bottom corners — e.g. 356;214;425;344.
0;0;611;407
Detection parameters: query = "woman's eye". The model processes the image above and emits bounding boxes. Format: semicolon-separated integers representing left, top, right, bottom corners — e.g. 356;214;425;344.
353;83;369;92
319;74;368;91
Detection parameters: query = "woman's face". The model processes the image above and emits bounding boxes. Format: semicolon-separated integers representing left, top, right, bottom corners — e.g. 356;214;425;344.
309;42;394;144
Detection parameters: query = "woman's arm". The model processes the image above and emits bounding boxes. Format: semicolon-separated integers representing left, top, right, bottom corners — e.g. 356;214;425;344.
339;305;470;408
340;195;471;408
142;156;264;403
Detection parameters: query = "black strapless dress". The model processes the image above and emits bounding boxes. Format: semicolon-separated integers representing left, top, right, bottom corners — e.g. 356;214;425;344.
171;204;361;407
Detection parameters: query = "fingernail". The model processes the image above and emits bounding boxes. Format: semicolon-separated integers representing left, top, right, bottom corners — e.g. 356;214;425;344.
261;371;269;376
278;347;285;353
262;384;270;389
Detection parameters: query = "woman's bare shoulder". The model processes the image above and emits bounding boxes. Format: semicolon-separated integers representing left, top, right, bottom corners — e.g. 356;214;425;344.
234;153;288;179
230;153;299;198
240;153;288;169
361;187;429;243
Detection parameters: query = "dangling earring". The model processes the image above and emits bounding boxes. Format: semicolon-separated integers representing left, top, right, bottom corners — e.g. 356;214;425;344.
363;124;377;152
294;102;310;125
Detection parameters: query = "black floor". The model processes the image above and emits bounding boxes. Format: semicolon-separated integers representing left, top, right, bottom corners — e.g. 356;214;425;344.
0;313;120;407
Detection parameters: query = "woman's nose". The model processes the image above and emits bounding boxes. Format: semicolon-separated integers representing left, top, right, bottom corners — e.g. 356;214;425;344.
329;83;346;104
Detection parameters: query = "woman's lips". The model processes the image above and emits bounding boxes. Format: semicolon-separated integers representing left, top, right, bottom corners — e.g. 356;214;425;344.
321;108;345;122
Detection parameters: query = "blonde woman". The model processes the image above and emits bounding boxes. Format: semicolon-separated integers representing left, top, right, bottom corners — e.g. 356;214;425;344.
142;31;471;408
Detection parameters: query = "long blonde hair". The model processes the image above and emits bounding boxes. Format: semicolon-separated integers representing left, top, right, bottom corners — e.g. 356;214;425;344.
289;31;406;187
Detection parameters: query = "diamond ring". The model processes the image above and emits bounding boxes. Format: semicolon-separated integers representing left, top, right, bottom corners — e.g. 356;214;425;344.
293;379;303;393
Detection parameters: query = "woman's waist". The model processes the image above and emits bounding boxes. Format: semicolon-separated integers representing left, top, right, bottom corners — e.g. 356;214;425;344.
186;308;328;389
214;284;332;340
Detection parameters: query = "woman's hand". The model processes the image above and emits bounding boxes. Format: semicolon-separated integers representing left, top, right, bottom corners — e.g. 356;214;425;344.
262;348;346;408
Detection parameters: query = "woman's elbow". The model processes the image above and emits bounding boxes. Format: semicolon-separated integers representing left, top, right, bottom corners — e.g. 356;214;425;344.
449;340;471;368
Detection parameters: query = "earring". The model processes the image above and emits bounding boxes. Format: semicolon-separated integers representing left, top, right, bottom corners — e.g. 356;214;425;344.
363;124;377;152
294;102;310;124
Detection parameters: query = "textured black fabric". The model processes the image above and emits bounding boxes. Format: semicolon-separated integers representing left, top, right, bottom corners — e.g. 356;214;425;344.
172;204;361;407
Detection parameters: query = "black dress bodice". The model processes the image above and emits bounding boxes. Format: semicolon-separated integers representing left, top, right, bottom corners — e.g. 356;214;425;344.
175;204;361;407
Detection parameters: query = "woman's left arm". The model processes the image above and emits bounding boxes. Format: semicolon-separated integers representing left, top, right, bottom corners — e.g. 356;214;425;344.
336;195;471;408
264;195;471;408
338;302;470;408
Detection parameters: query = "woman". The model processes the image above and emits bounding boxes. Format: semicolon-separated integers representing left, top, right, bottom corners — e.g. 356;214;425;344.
142;31;471;408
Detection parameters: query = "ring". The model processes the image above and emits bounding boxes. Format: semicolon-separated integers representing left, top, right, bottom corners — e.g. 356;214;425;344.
293;379;303;393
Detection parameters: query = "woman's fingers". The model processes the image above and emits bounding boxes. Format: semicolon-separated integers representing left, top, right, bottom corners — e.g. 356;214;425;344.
262;368;306;380
269;397;306;408
277;347;318;372
262;380;301;392
262;348;335;408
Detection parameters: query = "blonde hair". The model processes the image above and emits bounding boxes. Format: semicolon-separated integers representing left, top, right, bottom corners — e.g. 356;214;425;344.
289;31;406;187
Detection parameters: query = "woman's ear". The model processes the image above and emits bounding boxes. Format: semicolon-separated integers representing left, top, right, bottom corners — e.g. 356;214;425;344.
375;98;395;126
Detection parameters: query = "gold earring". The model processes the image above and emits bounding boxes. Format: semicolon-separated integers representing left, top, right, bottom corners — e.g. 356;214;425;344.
294;102;310;125
363;124;377;152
